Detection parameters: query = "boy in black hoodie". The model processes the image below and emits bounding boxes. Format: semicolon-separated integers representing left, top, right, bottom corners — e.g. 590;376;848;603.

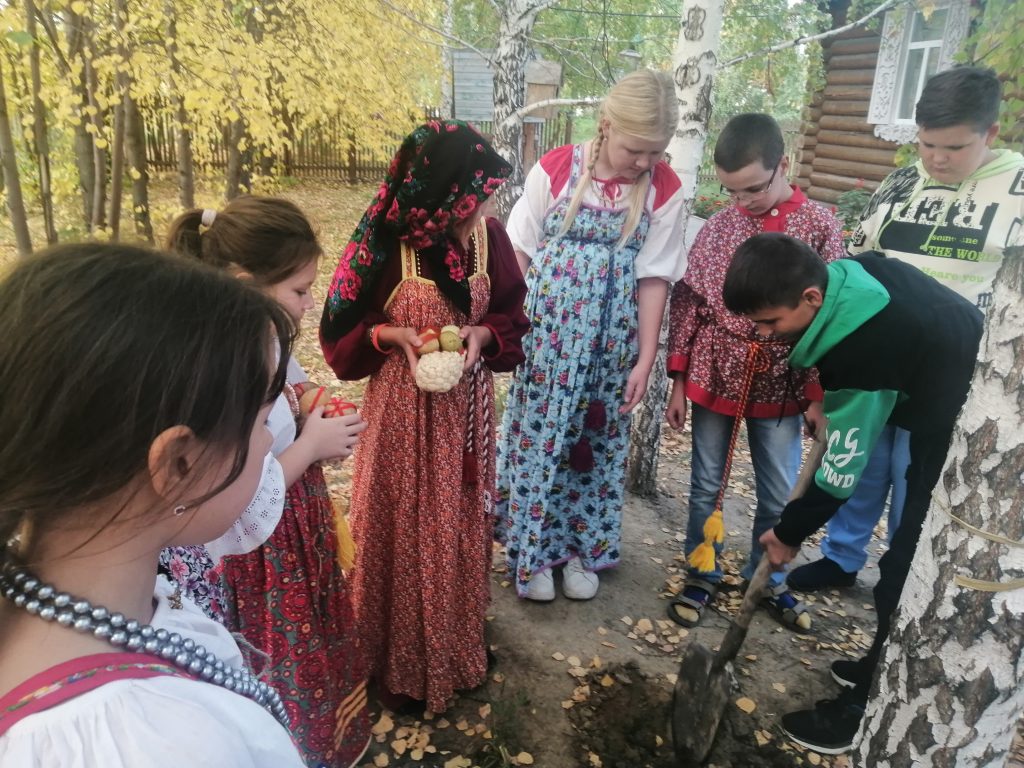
722;232;983;754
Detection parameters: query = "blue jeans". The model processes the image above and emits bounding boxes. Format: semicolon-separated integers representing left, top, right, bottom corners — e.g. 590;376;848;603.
685;403;803;588
820;425;910;573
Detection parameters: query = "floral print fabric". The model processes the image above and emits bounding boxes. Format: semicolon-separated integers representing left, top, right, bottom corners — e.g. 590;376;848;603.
158;546;225;621
221;420;370;767
496;145;649;597
323;120;512;338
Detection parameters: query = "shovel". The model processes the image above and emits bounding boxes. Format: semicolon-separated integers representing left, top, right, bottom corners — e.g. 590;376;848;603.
671;435;826;766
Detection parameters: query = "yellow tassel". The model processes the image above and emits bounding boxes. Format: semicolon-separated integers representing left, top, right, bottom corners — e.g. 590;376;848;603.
703;508;725;544
333;500;357;575
688;542;717;573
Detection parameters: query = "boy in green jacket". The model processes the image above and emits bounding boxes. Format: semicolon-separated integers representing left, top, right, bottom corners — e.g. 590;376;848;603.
722;232;983;754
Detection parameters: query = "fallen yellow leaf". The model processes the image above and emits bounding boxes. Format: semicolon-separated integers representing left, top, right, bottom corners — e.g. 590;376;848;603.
515;752;535;765
552;652;566;661
567;655;581;667
478;703;492;719
373;754;389;767
372;713;394;735
773;682;786;693
735;697;757;714
635;618;654;633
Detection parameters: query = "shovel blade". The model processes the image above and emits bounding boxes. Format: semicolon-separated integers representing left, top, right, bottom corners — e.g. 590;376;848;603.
672;643;731;766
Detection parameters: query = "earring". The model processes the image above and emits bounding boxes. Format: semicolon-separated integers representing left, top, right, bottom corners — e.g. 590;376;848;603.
173;504;187;517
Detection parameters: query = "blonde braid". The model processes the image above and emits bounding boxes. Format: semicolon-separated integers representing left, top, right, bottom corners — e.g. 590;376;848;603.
557;131;603;239
617;172;651;250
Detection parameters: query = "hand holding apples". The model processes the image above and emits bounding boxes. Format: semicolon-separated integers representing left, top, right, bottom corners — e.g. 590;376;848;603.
291;383;366;463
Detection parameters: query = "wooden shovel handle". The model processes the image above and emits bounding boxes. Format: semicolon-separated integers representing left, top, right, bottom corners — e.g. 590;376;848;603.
713;432;827;667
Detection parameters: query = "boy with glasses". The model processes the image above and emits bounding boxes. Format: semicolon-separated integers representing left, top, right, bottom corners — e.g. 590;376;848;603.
664;113;845;629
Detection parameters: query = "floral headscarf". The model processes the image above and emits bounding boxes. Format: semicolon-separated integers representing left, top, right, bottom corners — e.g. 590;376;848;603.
321;120;512;341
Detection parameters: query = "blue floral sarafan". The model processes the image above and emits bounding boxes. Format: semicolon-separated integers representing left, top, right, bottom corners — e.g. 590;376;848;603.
496;144;649;597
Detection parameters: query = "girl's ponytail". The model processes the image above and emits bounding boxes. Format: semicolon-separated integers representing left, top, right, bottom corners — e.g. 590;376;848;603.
166;209;206;262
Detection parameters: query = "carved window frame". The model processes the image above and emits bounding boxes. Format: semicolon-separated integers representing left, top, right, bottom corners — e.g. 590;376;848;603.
866;0;972;144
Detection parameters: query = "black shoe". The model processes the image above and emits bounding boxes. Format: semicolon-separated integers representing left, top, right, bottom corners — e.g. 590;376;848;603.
781;692;865;755
787;557;857;591
831;658;870;690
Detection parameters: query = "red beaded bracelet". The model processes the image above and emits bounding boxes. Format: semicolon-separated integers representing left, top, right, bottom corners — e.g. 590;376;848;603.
370;323;392;354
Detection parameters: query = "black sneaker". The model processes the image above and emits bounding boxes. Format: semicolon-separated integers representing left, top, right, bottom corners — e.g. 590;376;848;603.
787;557;857;591
831;658;870;689
781;693;865;755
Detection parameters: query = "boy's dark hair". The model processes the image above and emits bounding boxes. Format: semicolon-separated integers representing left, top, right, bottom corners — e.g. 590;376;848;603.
723;233;828;314
0;243;294;559
915;66;1001;133
167;195;321;285
714;113;785;172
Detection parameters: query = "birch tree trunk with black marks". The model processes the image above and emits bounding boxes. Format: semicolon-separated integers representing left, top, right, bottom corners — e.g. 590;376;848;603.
857;246;1024;767
491;0;557;220
625;0;723;494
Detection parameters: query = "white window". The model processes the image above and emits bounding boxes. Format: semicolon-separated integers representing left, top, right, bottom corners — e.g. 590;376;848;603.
866;0;971;143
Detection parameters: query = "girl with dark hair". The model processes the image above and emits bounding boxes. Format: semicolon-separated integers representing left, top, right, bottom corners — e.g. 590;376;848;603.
0;244;304;765
167;197;372;768
321;120;529;713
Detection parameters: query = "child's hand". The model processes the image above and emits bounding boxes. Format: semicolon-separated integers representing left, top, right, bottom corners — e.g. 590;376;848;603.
460;325;494;370
803;400;826;440
302;408;367;461
758;529;800;569
619;362;651;414
376;325;423;376
666;377;687;430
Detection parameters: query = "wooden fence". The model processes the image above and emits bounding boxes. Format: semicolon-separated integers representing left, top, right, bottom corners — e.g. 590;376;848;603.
144;108;570;183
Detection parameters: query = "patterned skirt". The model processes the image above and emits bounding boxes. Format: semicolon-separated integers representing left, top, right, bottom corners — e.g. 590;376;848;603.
221;465;370;768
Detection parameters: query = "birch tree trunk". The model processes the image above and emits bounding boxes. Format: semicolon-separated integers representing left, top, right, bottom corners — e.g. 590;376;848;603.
857;246;1024;767
0;59;32;256
625;0;724;494
667;0;725;201
491;0;556;220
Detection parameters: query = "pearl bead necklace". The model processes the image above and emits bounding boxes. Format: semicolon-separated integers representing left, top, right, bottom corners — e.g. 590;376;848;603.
0;564;290;729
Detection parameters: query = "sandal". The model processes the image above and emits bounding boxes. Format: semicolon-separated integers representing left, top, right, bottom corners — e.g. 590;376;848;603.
666;578;718;628
761;581;812;631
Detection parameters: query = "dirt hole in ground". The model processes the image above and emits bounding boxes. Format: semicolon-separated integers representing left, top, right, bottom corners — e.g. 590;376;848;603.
567;661;807;768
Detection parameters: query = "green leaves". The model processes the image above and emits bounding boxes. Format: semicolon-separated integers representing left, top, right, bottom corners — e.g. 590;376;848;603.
5;30;34;47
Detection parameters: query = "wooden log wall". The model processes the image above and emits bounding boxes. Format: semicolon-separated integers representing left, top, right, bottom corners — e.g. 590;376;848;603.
796;27;900;206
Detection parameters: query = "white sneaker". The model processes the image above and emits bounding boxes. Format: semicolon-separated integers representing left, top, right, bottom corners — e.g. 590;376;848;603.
524;568;555;601
562;557;599;600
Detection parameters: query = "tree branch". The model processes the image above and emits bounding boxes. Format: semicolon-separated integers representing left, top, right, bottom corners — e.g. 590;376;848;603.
719;0;909;69
377;0;494;65
498;96;600;133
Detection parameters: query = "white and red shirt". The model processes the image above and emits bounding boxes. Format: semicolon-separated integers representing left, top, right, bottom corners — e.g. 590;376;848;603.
507;143;690;282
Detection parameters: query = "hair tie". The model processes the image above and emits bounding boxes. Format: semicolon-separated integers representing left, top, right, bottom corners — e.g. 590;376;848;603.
201;209;217;228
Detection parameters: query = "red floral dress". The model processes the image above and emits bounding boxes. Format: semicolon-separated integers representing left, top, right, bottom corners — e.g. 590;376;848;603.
322;219;528;713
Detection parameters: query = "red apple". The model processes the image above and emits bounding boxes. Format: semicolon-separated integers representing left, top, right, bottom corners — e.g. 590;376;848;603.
416;325;441;356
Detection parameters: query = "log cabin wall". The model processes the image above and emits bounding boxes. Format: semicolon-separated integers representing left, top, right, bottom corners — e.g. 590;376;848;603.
796;19;900;205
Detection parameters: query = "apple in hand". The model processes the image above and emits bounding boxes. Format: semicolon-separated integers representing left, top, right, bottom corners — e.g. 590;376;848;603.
416;325;441;356
439;325;464;353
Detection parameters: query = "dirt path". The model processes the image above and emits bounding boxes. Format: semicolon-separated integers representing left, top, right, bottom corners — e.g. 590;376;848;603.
348;426;884;768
